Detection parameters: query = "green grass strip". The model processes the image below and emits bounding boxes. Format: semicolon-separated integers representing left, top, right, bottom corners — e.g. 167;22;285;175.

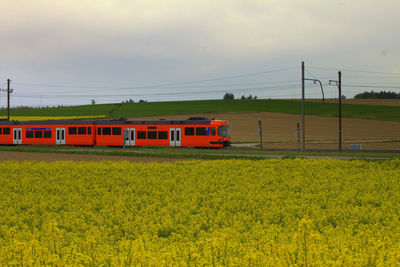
0;146;397;160
2;99;399;121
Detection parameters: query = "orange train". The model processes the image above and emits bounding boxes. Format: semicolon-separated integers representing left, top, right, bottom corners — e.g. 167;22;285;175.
0;117;231;148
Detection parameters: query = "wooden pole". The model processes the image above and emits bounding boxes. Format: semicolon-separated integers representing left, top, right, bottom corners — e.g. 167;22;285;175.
7;79;11;121
301;61;305;151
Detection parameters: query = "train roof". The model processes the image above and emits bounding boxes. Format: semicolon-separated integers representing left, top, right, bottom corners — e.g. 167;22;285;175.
0;118;219;126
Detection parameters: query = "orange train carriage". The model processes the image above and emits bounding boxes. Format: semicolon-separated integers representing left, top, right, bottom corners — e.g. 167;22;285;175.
0;117;231;148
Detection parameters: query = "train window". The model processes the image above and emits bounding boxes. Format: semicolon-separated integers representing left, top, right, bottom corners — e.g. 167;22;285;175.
158;131;168;139
211;127;216;136
112;127;121;135
0;128;2;135
88;127;91;135
148;131;157;139
78;127;87;135
26;131;34;138
69;127;77;135
196;127;207;136
137;131;146;139
44;131;52;138
102;127;111;135
185;127;194;136
97;127;101;135
35;131;43;138
3;127;10;135
218;125;230;137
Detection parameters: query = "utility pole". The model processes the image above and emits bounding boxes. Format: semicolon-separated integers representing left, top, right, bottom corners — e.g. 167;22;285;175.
301;61;305;151
7;79;11;121
338;71;342;151
296;122;300;150
329;72;342;151
0;79;12;121
258;119;262;151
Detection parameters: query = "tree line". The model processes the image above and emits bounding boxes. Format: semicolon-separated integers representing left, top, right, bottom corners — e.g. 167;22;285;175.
223;93;257;100
354;91;400;99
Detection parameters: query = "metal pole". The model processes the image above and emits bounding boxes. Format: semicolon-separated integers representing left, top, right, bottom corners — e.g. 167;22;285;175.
315;80;325;103
297;122;300;150
301;61;305;151
259;119;262;151
7;79;11;121
338;71;342;151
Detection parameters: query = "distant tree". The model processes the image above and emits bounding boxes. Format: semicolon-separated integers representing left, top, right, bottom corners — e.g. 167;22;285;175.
240;94;257;100
354;90;399;99
139;99;147;103
129;98;134;103
91;99;96;105
223;93;235;100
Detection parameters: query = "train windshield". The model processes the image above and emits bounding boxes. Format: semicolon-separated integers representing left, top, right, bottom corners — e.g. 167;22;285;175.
218;125;230;137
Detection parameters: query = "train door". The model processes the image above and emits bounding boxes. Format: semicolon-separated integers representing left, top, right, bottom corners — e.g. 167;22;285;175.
124;128;135;146
56;128;66;145
169;128;181;147
13;128;22;145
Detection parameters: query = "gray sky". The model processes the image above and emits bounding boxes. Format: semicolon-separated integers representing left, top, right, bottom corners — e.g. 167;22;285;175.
1;0;399;107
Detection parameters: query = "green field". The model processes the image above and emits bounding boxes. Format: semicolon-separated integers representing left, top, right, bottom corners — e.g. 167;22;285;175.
3;99;400;120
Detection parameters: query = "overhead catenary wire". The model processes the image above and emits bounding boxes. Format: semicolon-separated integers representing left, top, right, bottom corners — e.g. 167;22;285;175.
341;84;400;89
12;83;302;99
14;66;298;92
15;79;301;95
343;75;400;80
308;66;400;76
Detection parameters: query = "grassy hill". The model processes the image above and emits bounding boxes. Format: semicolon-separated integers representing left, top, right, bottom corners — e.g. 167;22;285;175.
1;99;399;121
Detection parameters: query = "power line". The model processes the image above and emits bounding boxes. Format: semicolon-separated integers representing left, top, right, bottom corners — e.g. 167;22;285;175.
308;66;400;76
19;79;300;95
343;81;400;85
12;84;302;99
344;75;400;79
342;84;400;89
14;66;298;92
305;69;318;80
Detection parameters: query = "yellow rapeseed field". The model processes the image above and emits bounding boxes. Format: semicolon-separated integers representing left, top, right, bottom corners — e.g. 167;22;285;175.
0;159;399;266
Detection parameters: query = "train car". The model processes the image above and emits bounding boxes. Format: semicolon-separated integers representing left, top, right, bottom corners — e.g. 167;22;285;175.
95;117;230;148
0;118;230;148
0;120;96;146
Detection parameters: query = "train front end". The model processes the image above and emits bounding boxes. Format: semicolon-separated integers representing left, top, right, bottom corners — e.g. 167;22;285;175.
210;119;231;147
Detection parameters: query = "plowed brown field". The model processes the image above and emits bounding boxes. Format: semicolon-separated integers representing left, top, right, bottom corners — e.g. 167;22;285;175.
132;112;400;150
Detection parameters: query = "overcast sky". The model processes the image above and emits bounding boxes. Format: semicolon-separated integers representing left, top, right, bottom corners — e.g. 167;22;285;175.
1;0;399;107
